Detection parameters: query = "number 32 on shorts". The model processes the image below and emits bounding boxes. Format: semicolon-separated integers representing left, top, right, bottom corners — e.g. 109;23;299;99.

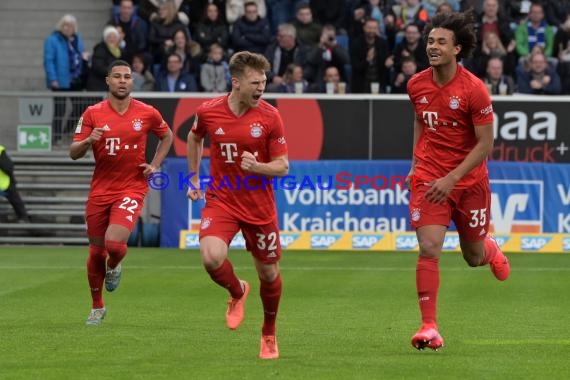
469;208;487;228
119;196;139;214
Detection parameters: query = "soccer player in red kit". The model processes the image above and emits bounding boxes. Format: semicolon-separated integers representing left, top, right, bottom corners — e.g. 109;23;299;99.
405;11;510;350
186;51;288;359
70;60;173;325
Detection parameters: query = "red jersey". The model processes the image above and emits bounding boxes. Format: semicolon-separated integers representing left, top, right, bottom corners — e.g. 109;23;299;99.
407;65;494;188
74;98;170;199
192;95;288;224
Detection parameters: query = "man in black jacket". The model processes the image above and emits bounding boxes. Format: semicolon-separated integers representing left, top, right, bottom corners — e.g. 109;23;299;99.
0;145;30;223
350;18;389;93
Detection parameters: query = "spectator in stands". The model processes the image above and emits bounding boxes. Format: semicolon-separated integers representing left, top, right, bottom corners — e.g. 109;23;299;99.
156;52;199;92
308;65;344;93
305;24;350;87
391;0;429;32
138;0;190;25
544;0;570;28
132;53;156;91
43;14;89;143
554;13;570;93
424;0;459;17
291;3;322;48
264;23;311;88
200;43;230;92
0;145;31;223
503;0;533;24
475;0;514;48
386;23;429;75
163;29;202;80
231;1;272;54
187;0;227;26
469;31;517;77
148;0;190;64
434;2;454;15
226;0;267;24
350;18;389;93
310;0;346;34
194;3;230;59
87;26;126;91
516;50;562;94
266;0;301;33
460;0;484;14
270;63;309;93
483;56;516;95
108;0;148;64
391;56;418;93
515;2;556;58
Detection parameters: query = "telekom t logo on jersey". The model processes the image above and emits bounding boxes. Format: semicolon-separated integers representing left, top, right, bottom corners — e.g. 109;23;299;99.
422;111;438;131
106;138;121;155
220;143;238;163
104;137;139;155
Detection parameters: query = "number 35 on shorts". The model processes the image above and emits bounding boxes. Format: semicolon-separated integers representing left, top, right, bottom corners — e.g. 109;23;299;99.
469;208;487;228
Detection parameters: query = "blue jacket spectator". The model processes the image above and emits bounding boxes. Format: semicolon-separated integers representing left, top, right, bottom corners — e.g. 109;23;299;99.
43;14;86;90
155;52;198;92
516;51;562;94
230;2;271;54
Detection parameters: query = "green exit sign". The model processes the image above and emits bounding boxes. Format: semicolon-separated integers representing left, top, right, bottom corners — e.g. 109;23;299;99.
18;125;52;151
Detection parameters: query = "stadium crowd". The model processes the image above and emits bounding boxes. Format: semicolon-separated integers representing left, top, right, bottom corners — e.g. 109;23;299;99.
44;0;570;95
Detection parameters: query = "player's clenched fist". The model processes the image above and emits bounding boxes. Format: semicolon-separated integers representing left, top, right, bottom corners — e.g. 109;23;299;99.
88;128;105;144
240;151;258;172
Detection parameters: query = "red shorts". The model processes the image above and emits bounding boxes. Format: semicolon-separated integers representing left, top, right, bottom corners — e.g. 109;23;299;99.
199;203;281;264
409;179;491;242
85;193;144;237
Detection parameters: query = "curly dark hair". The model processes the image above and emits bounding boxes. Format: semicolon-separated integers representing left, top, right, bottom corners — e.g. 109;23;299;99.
424;10;477;60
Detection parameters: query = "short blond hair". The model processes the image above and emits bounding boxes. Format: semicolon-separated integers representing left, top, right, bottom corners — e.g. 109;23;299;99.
229;51;270;78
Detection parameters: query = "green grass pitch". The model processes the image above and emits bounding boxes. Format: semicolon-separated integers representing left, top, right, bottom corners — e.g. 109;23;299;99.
1;247;569;379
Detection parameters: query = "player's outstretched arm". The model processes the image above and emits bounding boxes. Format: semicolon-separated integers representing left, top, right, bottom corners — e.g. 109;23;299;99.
241;152;289;177
69;128;104;160
447;122;493;182
406;116;422;190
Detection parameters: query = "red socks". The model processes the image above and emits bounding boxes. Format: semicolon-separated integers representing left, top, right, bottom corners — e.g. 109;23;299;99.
87;245;108;309
206;260;244;299
480;236;499;266
416;256;440;326
260;274;282;336
106;240;127;269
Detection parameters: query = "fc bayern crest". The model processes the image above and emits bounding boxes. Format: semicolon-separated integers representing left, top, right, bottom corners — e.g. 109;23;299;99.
411;208;421;222
201;217;212;230
449;96;461;110
250;123;262;138
132;118;143;131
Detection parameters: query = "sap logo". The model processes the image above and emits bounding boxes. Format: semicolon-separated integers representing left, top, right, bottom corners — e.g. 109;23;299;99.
490;181;542;233
563;238;570;252
229;234;246;248
352;234;383;249
493;111;556;141
280;234;300;248
520;236;552;251
310;234;341;249
493;235;510;247
184;233;200;249
395;235;418;250
442;236;460;250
